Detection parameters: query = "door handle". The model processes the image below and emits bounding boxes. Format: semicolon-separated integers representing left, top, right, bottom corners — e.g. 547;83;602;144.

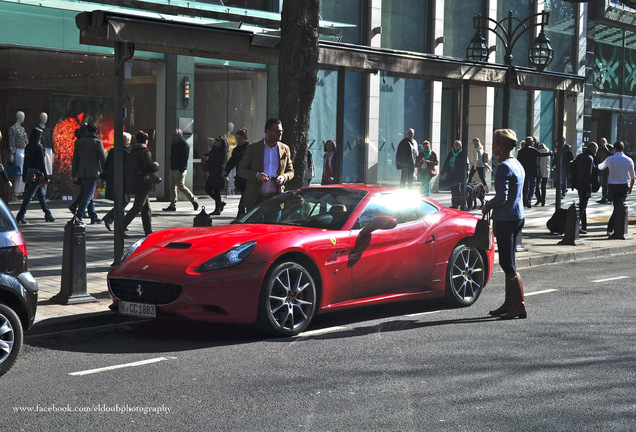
425;235;435;244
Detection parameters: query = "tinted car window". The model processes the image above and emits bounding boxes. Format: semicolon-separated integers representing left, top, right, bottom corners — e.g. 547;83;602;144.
0;200;16;233
357;191;422;228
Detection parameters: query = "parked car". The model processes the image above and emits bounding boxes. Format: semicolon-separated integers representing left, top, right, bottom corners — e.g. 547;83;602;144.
108;185;494;336
0;198;38;377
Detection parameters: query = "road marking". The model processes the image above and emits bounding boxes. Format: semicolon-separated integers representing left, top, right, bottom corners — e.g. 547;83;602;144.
299;326;347;337
406;310;441;318
525;289;558;296
70;356;177;376
591;276;630;283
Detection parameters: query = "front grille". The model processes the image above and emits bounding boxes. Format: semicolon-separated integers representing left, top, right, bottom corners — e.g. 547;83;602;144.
109;278;182;305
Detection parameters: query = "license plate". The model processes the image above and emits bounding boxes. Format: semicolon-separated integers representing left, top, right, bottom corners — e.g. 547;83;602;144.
119;301;156;318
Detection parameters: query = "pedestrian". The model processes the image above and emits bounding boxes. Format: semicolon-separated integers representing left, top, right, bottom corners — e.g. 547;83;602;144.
597;140;635;237
570;142;599;235
237;118;294;212
0;131;14;191
71;122;106;224
535;142;551;206
223;127;249;216
306;149;315;186
395;128;418;188
101;131;132;231
516;136;541;208
482;129;526;320
415;140;438;196
321;140;337;185
556;137;573;199
596;137;613;204
162;129;199;212
441;140;467;209
468;137;487;189
203;136;228;215
122;131;158;236
15;128;55;224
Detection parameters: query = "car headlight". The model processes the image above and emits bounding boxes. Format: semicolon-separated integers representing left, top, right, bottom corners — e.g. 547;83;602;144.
197;241;257;272
119;237;146;264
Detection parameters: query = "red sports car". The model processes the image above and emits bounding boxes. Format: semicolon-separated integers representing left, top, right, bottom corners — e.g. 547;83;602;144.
108;185;494;336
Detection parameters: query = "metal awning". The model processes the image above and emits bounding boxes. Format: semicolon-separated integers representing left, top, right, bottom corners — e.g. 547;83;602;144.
75;10;583;92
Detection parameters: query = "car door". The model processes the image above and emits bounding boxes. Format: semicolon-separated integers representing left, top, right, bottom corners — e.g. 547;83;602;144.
349;194;438;299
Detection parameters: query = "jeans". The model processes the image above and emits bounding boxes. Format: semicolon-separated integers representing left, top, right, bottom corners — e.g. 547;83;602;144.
599;170;610;202
522;172;537;204
16;180;53;221
493;218;524;276
75;177;98;221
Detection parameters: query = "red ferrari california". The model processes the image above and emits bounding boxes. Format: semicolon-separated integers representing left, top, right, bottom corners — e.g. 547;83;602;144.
108;185;494;336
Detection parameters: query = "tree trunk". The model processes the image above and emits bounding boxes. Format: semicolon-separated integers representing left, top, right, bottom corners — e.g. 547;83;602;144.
278;0;319;190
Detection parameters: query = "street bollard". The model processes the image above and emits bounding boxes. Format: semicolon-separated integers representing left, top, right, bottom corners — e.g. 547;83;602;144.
609;204;632;240
559;203;583;245
193;206;212;227
52;216;97;305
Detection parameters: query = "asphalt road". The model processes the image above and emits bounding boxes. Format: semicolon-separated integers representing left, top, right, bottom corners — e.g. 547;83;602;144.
2;254;635;431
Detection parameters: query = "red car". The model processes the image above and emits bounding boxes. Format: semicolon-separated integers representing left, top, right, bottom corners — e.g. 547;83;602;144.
108;185;494;336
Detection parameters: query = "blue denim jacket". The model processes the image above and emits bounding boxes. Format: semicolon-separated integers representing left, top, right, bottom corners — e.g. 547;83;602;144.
485;157;525;221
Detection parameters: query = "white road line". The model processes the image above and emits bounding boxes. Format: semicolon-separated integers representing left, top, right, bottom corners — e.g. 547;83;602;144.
405;310;441;318
525;289;558;296
298;326;347;337
591;276;630;283
70;356;177;376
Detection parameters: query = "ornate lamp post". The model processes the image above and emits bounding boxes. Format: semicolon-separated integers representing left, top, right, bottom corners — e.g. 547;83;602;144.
466;10;554;128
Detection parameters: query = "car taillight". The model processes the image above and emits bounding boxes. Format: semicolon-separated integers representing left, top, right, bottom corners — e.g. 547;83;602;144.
9;231;28;269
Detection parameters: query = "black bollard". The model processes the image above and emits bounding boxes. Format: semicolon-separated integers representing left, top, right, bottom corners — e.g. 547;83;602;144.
609;204;632;240
559;203;583;245
52;216;97;304
193;206;212;227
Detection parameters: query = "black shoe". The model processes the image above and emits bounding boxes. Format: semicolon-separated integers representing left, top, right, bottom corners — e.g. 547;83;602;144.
91;218;101;224
144;230;154;236
579;229;587;235
193;201;199;211
597;199;607;204
162;206;176;211
220;202;226;213
103;218;112;231
45;215;55;222
68;205;77;214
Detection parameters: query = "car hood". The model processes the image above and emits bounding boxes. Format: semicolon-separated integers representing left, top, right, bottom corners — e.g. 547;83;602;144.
113;224;328;272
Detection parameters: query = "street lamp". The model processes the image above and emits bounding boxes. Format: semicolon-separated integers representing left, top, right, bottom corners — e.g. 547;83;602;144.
466;10;554;128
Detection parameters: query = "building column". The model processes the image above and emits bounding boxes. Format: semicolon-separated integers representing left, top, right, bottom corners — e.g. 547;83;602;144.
165;54;195;200
363;0;382;184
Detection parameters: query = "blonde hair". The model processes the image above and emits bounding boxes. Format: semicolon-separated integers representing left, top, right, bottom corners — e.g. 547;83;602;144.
122;132;132;146
493;129;517;151
472;137;483;149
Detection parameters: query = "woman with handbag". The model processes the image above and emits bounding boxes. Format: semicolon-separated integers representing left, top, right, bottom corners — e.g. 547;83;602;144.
203;136;228;215
15;128;55;224
415;140;438;196
122;131;158;235
481;129;527;320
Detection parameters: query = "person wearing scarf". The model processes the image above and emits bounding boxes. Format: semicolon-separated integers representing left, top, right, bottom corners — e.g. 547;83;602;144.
415;140;438;196
442;140;467;208
321;140;338;185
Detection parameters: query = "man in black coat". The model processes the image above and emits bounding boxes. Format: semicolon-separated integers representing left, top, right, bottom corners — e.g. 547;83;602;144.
395;128;418;188
163;129;199;211
516;137;540;208
570;142;599;234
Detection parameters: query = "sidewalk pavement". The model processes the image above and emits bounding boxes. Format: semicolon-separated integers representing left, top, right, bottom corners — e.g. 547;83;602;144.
9;186;636;325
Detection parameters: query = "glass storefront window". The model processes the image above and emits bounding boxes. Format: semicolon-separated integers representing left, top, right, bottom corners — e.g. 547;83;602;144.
444;0;484;59
625;31;636;96
378;74;430;185
594;25;623;95
320;0;362;44
381;1;430;52
497;0;533;68
544;0;577;74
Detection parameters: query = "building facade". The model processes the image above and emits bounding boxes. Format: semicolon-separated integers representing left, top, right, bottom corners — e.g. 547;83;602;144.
0;0;634;199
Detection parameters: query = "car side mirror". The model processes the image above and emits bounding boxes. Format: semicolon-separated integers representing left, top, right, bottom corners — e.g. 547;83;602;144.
360;215;397;237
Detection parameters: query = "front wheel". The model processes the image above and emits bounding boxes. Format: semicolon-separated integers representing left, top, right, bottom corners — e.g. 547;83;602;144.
257;261;317;337
0;303;24;377
445;244;485;307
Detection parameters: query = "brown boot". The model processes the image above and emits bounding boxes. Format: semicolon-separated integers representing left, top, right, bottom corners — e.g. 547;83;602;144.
500;272;527;319
488;277;511;316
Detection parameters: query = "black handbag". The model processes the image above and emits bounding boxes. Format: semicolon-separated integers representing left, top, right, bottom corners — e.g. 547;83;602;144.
143;171;162;184
469;212;493;250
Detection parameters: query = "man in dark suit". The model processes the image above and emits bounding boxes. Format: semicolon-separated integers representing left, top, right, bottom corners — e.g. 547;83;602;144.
238;118;294;211
516;136;540;208
570;142;598;234
71;122;106;223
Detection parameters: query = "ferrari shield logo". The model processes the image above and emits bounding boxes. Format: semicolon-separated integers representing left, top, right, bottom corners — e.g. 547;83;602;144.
330;236;337;246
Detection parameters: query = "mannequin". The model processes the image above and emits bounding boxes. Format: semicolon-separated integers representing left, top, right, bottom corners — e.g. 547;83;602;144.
37;112;54;185
9;111;28;195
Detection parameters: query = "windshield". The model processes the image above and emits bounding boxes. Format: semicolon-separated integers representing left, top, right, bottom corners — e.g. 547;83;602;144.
235;188;368;230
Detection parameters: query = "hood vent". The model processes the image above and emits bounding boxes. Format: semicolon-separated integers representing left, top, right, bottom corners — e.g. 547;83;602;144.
165;242;192;250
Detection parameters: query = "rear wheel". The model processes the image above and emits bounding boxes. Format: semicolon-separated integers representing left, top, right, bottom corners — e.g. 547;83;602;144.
445;244;485;307
257;261;317;337
0;303;23;377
